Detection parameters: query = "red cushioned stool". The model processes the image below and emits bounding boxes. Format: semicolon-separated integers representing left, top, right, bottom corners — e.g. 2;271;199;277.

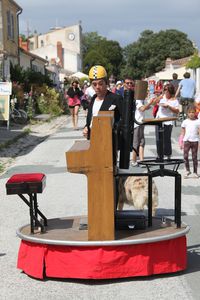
6;173;47;234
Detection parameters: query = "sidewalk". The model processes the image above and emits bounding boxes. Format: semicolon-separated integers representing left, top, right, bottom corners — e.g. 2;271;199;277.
0;114;52;147
0;114;69;173
0;124;26;146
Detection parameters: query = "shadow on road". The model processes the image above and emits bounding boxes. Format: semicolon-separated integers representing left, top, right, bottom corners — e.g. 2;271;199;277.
186;243;200;274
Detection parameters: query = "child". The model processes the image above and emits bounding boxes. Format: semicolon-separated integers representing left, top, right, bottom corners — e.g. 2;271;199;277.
180;105;200;178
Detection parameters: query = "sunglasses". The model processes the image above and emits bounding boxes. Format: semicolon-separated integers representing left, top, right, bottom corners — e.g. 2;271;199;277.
125;82;133;85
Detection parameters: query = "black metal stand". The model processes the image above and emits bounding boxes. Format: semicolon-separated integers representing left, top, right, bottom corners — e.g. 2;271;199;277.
138;120;184;228
138;159;183;227
6;174;47;234
116;119;184;229
18;193;47;233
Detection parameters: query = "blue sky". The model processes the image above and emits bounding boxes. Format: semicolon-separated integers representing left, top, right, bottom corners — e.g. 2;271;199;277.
17;0;200;49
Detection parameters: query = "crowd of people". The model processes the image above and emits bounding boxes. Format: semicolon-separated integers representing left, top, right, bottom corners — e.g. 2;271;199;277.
64;66;200;178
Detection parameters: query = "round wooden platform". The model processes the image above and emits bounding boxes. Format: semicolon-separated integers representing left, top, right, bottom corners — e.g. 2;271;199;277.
17;215;189;245
16;216;189;280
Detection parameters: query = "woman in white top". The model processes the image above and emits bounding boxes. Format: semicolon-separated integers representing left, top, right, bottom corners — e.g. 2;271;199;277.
155;84;179;159
181;105;200;178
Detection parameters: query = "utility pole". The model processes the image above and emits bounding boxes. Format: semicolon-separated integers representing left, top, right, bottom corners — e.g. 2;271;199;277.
26;20;31;38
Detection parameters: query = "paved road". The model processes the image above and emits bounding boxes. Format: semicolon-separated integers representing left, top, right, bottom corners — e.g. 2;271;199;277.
0;112;200;299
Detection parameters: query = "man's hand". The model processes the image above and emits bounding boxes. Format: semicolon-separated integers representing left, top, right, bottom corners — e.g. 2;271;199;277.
83;126;88;138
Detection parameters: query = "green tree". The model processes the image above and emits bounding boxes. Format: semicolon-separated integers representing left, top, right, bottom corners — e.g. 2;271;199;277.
82;32;123;78
82;32;104;58
83;49;107;74
98;39;123;77
186;52;200;69
121;29;195;79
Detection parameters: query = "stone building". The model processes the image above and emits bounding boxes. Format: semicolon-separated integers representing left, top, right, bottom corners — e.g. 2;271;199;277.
0;0;22;80
28;24;83;81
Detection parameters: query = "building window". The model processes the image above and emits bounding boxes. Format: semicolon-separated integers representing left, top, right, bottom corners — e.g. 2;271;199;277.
32;65;38;72
7;10;15;40
7;11;11;38
41;40;44;47
11;14;14;39
7;11;14;40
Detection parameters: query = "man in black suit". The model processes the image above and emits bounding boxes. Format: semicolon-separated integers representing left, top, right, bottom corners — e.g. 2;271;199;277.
83;65;123;139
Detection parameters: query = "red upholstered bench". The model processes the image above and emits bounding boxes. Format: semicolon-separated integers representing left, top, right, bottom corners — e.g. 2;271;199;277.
6;173;47;233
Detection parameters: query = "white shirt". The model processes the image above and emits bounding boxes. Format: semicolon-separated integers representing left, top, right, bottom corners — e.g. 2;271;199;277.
92;99;103;117
181;118;200;142
134;100;145;128
90;99;104;127
156;97;179;125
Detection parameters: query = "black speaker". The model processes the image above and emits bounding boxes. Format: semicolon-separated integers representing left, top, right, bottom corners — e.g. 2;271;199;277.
115;210;146;230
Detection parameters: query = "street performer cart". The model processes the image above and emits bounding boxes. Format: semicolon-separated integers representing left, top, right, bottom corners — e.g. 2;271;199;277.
6;88;189;280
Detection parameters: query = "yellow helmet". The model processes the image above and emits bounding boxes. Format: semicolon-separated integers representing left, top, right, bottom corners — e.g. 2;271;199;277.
88;65;107;80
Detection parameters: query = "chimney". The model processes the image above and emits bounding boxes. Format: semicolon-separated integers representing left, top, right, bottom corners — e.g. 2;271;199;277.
57;41;63;67
19;36;29;51
19;36;22;47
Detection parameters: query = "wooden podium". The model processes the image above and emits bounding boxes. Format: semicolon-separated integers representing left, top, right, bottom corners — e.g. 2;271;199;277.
66;112;115;241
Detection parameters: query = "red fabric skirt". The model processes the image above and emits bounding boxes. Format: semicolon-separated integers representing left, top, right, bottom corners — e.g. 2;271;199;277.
17;236;187;279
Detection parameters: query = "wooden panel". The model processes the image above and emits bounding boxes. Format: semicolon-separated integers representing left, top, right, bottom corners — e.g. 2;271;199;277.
66;112;115;241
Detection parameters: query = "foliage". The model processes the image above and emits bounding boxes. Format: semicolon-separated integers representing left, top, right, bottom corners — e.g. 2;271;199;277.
79;77;90;86
19;34;27;42
10;64;57;116
26;96;35;119
36;85;63;116
82;29;195;81
10;63;25;83
186;52;200;69
0;163;4;173
121;29;195;79
82;32;123;79
82;32;104;57
11;82;25;107
10;63;53;91
10;78;63;119
23;69;53;90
